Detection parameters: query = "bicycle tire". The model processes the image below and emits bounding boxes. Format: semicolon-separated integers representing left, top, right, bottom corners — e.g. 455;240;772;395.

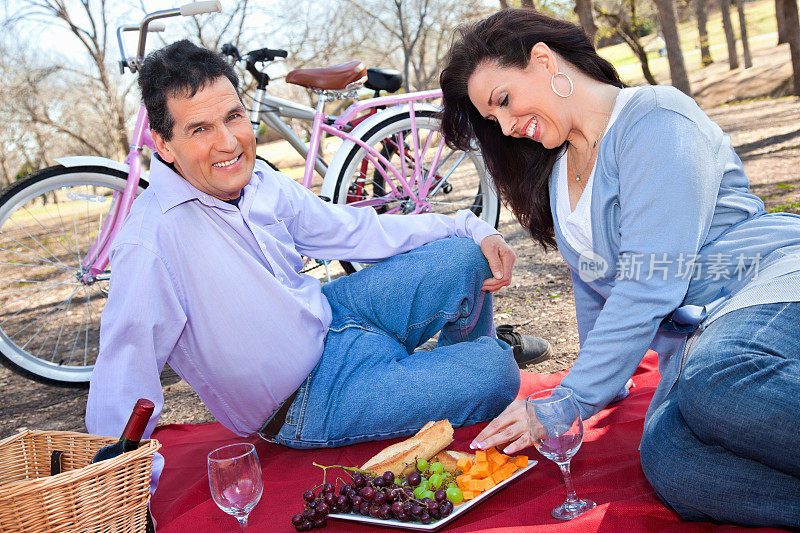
330;110;500;273
0;165;146;387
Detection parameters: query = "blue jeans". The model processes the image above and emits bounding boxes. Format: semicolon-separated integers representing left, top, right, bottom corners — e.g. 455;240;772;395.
274;236;520;448
640;302;800;528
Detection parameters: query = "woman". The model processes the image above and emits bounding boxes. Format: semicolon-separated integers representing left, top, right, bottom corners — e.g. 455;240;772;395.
439;9;800;528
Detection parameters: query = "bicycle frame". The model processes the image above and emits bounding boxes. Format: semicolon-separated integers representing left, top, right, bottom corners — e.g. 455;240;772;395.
81;104;153;283
303;88;445;214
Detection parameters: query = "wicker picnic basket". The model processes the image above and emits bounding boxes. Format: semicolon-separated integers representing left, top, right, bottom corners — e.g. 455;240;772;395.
0;429;160;533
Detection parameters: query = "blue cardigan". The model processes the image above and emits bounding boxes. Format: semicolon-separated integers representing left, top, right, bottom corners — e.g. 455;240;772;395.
553;86;800;421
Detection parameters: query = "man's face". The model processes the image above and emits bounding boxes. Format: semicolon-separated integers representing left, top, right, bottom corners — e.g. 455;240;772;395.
153;76;256;200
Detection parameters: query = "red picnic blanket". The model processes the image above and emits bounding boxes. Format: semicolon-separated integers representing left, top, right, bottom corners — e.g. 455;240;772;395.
150;351;786;532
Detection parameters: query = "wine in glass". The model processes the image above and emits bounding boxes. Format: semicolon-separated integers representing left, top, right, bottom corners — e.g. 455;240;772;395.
526;386;596;520
207;442;264;530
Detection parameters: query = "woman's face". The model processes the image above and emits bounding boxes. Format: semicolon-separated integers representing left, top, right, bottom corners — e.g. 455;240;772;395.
467;47;570;150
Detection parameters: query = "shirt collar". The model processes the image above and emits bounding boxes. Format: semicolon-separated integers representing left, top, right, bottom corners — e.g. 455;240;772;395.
149;154;262;214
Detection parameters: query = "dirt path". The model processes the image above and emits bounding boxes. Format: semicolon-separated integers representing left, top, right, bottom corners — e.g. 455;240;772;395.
1;91;798;441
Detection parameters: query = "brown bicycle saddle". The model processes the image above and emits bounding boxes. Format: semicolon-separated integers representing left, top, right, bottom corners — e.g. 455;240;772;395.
285;61;367;90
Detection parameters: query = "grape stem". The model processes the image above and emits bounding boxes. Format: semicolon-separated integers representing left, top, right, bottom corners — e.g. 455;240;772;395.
312;462;377;484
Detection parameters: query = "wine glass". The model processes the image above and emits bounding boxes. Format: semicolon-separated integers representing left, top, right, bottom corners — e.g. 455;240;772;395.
207;443;264;530
526;387;596;520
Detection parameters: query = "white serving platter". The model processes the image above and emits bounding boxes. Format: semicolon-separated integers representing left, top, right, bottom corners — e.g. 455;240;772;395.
328;459;537;531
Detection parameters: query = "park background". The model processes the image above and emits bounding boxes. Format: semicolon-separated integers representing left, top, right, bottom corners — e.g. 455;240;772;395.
0;0;798;438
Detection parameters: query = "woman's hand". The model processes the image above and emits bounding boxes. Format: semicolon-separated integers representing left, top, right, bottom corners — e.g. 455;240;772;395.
470;400;546;454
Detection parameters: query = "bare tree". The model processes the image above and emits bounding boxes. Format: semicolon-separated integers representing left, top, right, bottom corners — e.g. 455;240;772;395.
719;0;740;69
776;0;788;44
736;0;752;68
654;0;691;94
0;34;122;185
575;0;598;43
695;0;713;66
595;0;659;85
14;0;132;160
778;0;800;95
340;0;493;92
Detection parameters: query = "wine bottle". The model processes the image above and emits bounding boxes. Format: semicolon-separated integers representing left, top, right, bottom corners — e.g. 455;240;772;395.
91;398;155;464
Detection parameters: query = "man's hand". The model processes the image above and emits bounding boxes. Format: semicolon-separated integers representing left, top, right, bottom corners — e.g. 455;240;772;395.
480;234;515;292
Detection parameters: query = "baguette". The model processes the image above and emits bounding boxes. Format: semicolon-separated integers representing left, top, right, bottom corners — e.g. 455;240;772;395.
431;450;475;475
361;420;454;477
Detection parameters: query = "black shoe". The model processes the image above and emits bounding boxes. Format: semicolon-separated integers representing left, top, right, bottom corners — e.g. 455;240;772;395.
496;325;552;367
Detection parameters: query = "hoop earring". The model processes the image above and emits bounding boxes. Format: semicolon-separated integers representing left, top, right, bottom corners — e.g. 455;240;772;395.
551;72;574;98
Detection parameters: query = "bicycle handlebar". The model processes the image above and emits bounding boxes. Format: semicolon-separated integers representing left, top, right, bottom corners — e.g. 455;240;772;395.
180;1;222;17
221;43;241;62
146;21;166;32
220;44;288;89
116;1;222;74
246;48;288;62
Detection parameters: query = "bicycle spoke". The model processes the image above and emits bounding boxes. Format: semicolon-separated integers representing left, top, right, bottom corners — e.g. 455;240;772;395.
15;295;67;348
7;216;71;269
0;277;79;285
54;196;83;262
0;232;75;272
22;311;61;352
51;285;78;363
429;195;482;209
34;284;79;359
68;292;88;365
0;282;70;331
22;203;81;264
0;279;80;299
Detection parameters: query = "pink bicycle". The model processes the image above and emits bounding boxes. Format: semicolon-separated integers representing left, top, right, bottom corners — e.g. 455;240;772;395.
0;4;499;386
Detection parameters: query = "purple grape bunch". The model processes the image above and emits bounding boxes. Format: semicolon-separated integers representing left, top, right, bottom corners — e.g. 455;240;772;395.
291;466;458;531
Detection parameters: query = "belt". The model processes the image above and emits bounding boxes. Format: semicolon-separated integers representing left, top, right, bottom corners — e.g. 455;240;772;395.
259;388;300;439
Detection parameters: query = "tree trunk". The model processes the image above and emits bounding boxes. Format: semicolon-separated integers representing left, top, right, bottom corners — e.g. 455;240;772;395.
654;0;692;94
776;0;788;44
719;0;740;69
696;0;714;66
616;29;659;85
499;0;509;8
780;0;800;95
736;0;753;68
521;0;534;6
574;0;598;44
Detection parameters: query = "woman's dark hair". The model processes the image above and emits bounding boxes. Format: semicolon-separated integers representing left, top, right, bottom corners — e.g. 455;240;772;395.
138;39;239;141
440;10;623;249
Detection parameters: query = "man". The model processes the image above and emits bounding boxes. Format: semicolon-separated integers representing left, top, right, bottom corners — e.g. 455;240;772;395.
86;40;549;491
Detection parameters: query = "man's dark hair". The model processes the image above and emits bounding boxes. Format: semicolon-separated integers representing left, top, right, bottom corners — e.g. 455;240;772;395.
138;39;239;141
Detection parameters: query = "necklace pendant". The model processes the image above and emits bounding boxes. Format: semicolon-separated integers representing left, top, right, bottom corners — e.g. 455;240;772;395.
576;176;581;182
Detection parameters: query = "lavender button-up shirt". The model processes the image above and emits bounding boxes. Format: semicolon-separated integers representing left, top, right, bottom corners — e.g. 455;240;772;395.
85;157;497;489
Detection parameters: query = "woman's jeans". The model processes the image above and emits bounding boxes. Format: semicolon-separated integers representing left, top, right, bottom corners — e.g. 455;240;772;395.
274;236;520;448
640;302;800;528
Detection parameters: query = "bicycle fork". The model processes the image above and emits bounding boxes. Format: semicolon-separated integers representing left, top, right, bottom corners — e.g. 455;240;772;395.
80;105;153;284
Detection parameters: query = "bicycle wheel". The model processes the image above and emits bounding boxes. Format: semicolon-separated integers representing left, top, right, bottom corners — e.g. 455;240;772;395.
0;165;145;386
331;109;499;273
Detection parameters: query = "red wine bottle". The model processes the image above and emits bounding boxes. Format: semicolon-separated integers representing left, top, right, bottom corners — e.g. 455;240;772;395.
91;398;155;464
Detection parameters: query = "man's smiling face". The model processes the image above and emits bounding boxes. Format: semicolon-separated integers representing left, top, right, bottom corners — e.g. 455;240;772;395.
152;76;256;200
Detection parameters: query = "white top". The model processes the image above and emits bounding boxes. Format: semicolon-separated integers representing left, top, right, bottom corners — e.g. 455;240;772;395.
556;87;642;252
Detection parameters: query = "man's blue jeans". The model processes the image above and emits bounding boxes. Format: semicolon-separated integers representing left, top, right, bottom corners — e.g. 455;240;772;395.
275;236;520;448
640;302;800;528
